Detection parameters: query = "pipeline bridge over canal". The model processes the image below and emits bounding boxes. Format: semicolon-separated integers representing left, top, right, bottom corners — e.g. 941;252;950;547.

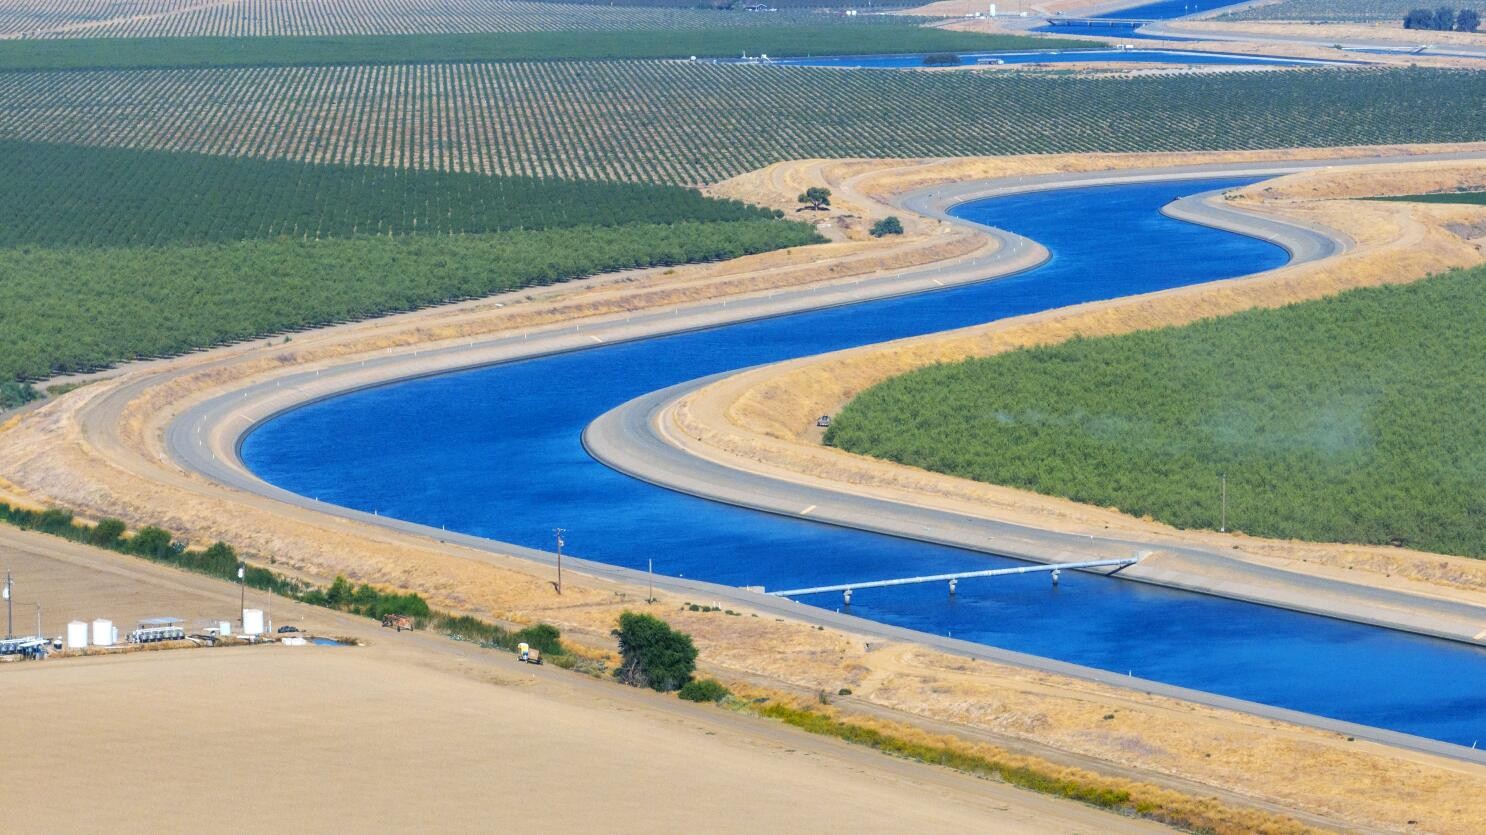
1045;17;1158;26
766;556;1142;605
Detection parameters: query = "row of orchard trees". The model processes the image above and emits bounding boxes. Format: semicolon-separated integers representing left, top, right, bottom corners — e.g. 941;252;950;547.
0;219;821;382
3;65;1483;189
0;139;785;248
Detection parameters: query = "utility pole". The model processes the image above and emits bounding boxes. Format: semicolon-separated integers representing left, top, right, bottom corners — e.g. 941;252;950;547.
35;603;41;640
4;570;11;639
553;529;566;595
648;558;654;604
1220;473;1228;533
237;562;246;623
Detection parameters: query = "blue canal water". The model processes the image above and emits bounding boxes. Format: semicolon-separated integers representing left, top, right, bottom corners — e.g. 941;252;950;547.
1036;0;1244;39
742;48;1349;68
243;178;1486;748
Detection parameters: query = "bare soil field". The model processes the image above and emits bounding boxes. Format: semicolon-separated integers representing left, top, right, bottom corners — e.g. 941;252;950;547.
1172;19;1486;47
0;526;1167;834
4;147;1486;832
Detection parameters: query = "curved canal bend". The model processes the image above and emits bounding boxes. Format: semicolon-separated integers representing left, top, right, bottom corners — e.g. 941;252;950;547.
241;177;1486;749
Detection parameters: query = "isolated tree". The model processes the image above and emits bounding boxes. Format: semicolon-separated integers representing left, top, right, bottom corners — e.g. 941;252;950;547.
1457;8;1480;31
797;187;832;211
870;216;904;237
1433;5;1457;29
612;611;697;692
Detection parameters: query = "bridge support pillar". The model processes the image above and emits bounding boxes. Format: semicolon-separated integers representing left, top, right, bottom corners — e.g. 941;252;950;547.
1051;568;1061;587
948;578;957;596
843;588;852;606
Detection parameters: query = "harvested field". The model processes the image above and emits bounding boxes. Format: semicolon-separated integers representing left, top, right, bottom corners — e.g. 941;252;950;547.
1221;0;1434;23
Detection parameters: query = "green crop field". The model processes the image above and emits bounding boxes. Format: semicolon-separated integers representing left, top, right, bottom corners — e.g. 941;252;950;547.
826;264;1486;558
0;141;820;381
0;28;1096;71
1;65;1480;185
1372;190;1486;205
1221;0;1430;23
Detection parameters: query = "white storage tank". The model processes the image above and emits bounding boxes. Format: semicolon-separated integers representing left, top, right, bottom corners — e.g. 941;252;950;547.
91;618;114;647
242;608;264;636
217;620;232;637
66;620;89;649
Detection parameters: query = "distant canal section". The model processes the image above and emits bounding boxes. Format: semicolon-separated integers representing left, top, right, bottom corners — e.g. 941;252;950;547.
714;48;1364;68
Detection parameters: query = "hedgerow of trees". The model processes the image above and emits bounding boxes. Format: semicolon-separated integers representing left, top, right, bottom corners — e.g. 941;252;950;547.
827;263;1486;558
1372;190;1486;205
1404;6;1481;30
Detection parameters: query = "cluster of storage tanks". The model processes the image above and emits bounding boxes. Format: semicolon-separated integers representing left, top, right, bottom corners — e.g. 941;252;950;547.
62;608;267;649
65;619;117;649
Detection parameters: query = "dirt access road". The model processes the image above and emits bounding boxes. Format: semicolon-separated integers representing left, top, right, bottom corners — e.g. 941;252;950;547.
0;526;1166;834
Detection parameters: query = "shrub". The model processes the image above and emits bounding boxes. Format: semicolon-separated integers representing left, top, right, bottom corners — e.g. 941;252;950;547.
612;611;698;692
869;216;904;237
0;381;38;409
514;623;564;655
89;518;127;547
678;678;731;703
128;526;175;558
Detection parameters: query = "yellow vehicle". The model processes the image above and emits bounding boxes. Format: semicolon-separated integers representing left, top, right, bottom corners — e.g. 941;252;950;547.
516;642;543;665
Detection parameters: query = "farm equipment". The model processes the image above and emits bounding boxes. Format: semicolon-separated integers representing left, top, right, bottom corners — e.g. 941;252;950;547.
382;613;413;632
516;642;543;665
129;617;186;643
